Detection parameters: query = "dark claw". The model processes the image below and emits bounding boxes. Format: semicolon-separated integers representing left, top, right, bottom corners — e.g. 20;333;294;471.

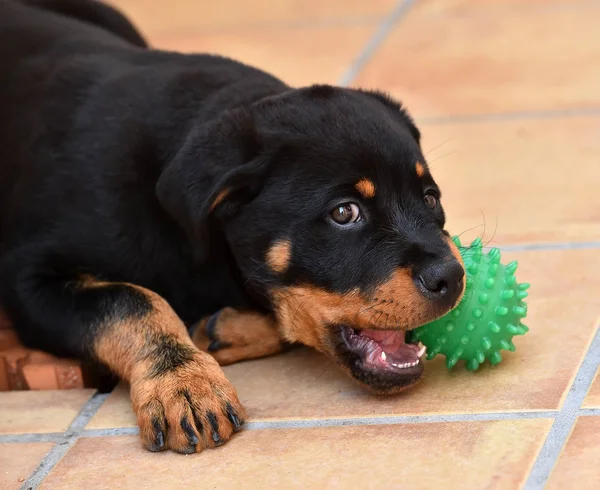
149;418;165;452
208;339;231;352
180;417;199;447
207;412;224;445
205;312;231;352
192;411;204;437
155;430;164;448
182;390;205;437
226;403;243;432
177;445;197;455
205;312;221;340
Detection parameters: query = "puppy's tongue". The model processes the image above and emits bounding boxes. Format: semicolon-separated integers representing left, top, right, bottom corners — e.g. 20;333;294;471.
360;329;407;351
359;329;422;365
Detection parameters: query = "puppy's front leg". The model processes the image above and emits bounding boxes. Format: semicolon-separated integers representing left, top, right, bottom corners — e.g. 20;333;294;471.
90;280;246;453
2;269;245;454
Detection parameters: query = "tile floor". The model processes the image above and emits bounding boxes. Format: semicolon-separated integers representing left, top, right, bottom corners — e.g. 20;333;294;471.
1;0;600;489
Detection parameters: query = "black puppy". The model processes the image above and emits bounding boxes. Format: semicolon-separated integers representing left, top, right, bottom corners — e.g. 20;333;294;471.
0;0;465;453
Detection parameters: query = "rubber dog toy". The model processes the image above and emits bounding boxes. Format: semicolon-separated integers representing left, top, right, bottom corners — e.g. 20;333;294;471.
409;236;530;371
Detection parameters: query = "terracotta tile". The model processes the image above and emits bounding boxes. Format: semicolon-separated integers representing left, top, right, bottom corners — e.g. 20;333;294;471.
583;367;600;408
354;6;600;117
114;0;393;36
87;249;598;425
150;25;377;87
0;389;94;434
0;442;54;490
87;383;136;429
418;117;600;244
547;416;600;490
43;419;551;489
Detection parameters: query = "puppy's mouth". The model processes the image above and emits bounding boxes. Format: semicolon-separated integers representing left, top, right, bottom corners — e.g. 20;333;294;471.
337;326;426;393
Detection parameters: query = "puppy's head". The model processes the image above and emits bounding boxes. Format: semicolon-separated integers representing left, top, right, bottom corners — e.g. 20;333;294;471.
157;85;464;394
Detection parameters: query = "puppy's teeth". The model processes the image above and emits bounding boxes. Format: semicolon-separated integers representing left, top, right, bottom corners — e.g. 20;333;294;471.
417;345;427;357
381;351;387;361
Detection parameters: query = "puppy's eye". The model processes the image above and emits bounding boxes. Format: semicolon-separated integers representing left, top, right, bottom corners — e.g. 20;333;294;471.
330;203;362;225
424;193;438;209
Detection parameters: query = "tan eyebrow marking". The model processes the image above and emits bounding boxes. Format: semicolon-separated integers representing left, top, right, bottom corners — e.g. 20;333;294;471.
355;178;376;199
266;239;292;273
415;162;425;177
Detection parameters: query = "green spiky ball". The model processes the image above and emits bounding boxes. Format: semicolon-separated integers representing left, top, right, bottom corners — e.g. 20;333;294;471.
410;236;530;371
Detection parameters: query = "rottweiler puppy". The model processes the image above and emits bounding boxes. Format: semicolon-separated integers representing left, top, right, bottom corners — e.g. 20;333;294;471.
0;0;465;453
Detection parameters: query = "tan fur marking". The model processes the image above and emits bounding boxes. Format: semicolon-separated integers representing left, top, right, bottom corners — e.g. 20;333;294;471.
271;268;433;351
192;308;283;365
415;162;425;177
210;189;230;212
355;178;376;199
266;240;291;274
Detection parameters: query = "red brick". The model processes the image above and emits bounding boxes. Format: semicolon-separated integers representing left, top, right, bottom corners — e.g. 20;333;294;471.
0;329;20;350
0;357;9;391
22;363;60;390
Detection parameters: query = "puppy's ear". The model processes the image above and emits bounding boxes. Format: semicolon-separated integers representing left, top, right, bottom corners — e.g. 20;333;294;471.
360;89;421;146
156;108;267;263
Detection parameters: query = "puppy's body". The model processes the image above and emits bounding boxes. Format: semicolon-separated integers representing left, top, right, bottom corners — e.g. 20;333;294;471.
1;0;280;336
0;0;465;454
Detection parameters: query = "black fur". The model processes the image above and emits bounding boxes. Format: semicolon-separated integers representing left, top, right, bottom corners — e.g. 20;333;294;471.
0;0;462;394
146;333;197;378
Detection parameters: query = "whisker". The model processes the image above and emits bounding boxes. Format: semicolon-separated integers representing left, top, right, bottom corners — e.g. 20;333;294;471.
426;151;455;168
423;139;451;158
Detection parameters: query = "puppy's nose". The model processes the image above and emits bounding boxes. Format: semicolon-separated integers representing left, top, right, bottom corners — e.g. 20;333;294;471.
417;260;465;307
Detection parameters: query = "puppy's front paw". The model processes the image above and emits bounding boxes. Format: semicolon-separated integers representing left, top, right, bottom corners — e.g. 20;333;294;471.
192;307;284;364
130;351;245;454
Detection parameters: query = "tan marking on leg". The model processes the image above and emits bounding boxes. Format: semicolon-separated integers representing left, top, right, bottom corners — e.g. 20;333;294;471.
266;239;291;274
86;279;245;454
192;308;283;365
415;162;425;177
355;178;376;199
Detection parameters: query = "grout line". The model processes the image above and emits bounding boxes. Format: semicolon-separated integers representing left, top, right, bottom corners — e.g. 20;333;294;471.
244;410;558;430
0;433;64;444
579;408;600;416
416;106;600;126
338;0;417;87
523;325;600;490
82;427;140;437
63;393;111;435
75;410;558;438
19;393;109;490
